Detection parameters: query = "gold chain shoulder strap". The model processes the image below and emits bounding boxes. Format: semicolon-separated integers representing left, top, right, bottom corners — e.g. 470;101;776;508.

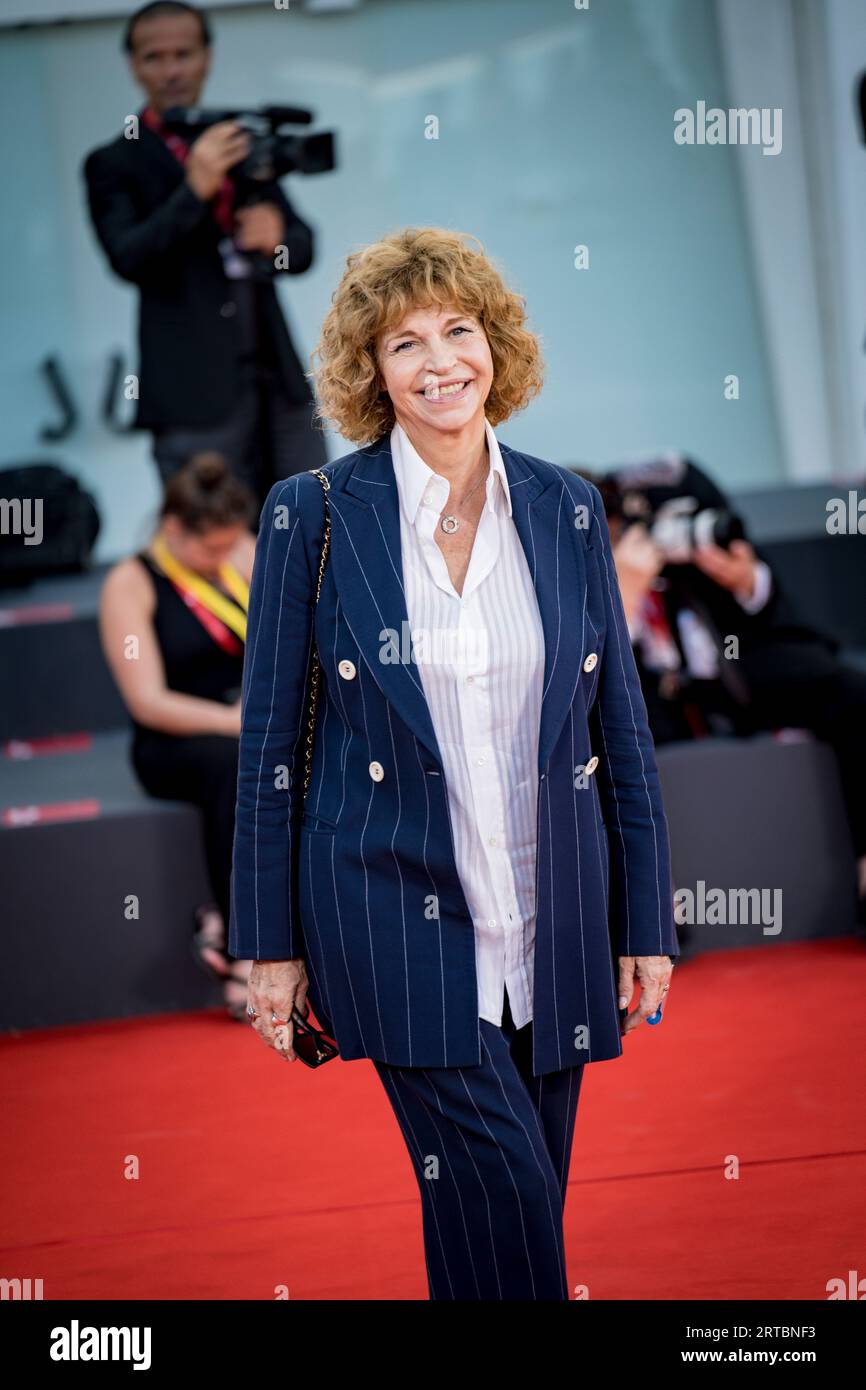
303;469;332;800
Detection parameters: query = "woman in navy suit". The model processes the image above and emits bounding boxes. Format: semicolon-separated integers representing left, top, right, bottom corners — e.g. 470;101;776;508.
230;227;679;1300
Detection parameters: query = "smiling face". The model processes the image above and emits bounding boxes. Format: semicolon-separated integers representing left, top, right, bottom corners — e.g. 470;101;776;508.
375;303;494;442
128;12;211;116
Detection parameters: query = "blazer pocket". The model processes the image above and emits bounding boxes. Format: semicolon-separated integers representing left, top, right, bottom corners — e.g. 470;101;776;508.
300;810;339;835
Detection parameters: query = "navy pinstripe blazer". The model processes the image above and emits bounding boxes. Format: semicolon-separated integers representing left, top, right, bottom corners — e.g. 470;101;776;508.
228;433;679;1076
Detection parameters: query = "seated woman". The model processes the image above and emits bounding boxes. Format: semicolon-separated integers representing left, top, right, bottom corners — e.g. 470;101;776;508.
99;452;257;1018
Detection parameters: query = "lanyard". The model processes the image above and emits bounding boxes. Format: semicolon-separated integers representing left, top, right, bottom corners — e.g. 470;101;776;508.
151;533;249;645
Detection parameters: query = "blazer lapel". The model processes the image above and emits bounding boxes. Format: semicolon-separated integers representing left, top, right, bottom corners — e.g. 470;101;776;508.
330;437;445;767
500;444;588;775
329;436;588;776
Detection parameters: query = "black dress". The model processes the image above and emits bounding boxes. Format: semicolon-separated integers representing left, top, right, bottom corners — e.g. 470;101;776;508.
130;550;245;929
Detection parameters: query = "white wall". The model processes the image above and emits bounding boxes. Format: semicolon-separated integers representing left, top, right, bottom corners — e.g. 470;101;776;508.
0;0;272;25
0;0;785;561
716;0;866;483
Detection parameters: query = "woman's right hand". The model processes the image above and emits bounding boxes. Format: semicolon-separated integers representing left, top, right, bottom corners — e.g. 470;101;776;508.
185;121;251;202
247;958;310;1062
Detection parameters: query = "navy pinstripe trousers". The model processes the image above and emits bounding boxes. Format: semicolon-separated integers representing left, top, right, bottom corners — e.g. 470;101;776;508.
372;989;585;1300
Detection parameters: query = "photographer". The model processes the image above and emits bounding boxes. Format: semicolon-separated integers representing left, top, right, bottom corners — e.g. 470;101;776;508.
588;454;866;921
82;1;326;505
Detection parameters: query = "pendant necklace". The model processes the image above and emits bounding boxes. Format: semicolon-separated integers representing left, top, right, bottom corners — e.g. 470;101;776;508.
439;465;489;534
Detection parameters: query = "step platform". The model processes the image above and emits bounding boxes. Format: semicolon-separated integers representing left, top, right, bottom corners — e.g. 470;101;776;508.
0;729;226;1030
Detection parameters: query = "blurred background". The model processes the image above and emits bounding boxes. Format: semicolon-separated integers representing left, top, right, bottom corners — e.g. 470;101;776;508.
3;0;866;553
3;0;866;1022
1;0;865;1303
2;0;866;1008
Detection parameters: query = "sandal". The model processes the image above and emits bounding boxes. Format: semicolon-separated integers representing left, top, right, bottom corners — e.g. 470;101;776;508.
191;904;233;981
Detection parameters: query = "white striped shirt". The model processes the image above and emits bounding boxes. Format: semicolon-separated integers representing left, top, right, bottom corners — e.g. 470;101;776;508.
390;419;546;1028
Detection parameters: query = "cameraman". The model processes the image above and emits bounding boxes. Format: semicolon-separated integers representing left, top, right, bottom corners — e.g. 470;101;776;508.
83;1;326;505
590;454;866;920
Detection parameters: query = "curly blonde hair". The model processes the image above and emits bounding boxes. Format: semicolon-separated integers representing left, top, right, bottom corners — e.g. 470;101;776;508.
308;227;545;446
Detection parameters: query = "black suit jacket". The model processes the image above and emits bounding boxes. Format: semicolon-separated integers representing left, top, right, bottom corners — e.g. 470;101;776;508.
82;110;315;429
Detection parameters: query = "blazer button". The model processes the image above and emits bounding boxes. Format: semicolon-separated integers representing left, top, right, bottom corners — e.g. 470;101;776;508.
368;761;384;782
583;653;598;672
338;659;356;680
220;301;237;317
585;755;599;775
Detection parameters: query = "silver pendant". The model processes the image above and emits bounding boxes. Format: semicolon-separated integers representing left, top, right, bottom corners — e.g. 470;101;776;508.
440;515;460;534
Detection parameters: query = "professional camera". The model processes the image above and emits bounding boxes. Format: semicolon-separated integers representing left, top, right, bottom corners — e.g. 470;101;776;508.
162;104;336;205
596;455;746;564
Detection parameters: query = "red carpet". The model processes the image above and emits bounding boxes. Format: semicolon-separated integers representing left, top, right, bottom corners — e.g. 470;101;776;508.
1;938;864;1300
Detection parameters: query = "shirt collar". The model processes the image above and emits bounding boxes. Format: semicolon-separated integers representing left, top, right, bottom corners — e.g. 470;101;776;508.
390;417;512;527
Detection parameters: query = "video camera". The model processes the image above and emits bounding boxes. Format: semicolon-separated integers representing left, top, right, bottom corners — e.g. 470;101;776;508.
162;104;336;204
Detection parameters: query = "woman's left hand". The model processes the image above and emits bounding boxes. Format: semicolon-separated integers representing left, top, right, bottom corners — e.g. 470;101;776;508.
618;955;673;1035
